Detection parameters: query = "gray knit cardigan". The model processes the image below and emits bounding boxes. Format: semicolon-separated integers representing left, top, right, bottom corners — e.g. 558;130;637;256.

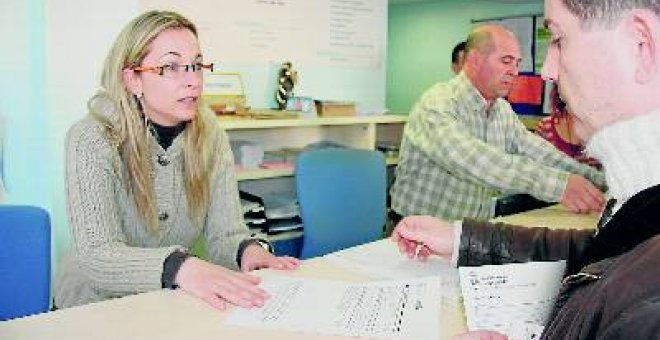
54;115;251;308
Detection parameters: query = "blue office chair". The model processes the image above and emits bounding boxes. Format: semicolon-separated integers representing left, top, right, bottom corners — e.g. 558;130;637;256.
296;148;386;259
0;205;51;321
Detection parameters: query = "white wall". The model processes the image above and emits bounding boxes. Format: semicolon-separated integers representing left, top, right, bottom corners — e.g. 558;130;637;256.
45;0;139;263
140;0;388;111
1;0;46;206
1;0;139;270
4;0;388;271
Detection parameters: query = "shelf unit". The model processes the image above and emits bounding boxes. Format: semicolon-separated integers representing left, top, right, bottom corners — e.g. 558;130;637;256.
221;114;407;254
219;115;408;181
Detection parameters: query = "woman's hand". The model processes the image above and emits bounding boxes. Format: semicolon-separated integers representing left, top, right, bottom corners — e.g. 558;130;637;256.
174;257;269;310
240;244;301;272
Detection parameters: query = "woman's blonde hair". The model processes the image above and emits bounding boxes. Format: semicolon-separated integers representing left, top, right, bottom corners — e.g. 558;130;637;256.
88;10;218;233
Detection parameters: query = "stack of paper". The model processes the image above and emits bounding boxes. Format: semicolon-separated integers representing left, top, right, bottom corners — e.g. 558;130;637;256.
226;276;440;339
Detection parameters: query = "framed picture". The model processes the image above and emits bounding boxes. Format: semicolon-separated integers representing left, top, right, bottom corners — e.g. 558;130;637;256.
203;72;247;115
204;72;245;96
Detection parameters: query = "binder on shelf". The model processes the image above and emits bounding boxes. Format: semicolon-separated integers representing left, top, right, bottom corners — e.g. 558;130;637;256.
240;190;302;235
267;216;303;235
241;199;264;215
261;192;299;220
240;190;264;209
240;191;268;232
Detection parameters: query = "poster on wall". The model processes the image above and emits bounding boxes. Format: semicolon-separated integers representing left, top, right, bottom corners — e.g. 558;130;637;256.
138;0;386;70
534;18;553;114
534;17;550;73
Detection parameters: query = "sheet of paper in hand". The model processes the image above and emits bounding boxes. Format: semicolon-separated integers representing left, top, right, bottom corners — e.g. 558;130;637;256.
459;261;566;338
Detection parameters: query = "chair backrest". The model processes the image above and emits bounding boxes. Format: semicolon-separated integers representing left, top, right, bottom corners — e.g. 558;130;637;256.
296;148;386;259
0;205;51;321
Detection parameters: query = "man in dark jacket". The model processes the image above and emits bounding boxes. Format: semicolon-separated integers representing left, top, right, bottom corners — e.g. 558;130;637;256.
392;0;660;339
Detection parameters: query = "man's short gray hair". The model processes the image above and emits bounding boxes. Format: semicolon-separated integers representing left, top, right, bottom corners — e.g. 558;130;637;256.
562;0;660;28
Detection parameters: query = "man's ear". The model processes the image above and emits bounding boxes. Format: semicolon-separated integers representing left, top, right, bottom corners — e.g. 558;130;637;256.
122;68;143;97
463;49;481;72
464;49;476;65
628;9;659;83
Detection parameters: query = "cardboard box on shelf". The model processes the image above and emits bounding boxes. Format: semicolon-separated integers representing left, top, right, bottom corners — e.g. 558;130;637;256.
314;100;356;117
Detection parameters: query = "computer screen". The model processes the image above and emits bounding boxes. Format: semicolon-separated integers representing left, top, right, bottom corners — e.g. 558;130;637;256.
507;72;545;115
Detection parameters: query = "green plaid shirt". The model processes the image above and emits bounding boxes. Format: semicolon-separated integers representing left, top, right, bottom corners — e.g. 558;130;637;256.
391;73;605;220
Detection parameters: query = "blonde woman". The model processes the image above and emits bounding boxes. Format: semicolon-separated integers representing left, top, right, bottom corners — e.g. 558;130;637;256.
54;10;299;310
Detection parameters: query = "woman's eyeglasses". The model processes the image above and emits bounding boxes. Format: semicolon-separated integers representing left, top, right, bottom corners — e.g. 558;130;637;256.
132;62;215;78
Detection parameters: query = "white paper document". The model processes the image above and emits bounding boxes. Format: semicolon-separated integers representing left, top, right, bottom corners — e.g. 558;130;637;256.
225;276;441;339
323;240;461;302
459;261;566;339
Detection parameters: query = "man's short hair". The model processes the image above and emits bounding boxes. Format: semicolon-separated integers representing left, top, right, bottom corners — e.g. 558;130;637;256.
451;41;467;64
465;28;496;56
562;0;660;28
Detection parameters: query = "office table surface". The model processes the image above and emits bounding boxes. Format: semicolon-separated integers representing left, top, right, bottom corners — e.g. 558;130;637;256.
0;257;456;340
0;205;597;340
493;204;599;230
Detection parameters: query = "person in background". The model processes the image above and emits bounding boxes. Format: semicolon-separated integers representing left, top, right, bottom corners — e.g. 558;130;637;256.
451;41;467;74
536;84;600;168
54;10;299;310
393;0;660;338
390;24;605;224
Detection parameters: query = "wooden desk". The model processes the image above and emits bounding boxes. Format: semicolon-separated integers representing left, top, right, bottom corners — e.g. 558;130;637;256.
0;206;597;340
0;256;458;340
494;204;598;230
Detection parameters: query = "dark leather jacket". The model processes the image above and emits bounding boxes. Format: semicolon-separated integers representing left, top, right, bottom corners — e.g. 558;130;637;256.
459;184;660;339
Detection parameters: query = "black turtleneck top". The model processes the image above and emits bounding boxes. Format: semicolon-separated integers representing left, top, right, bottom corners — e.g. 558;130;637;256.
149;120;188;288
150;121;187;150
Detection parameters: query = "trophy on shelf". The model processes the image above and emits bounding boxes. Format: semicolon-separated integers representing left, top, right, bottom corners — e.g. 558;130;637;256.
275;61;297;110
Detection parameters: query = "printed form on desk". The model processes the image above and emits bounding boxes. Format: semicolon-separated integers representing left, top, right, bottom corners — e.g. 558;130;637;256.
459;261;566;340
322;240;461;303
225;276;440;340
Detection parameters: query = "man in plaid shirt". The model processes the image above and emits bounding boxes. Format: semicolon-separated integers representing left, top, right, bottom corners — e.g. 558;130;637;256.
390;24;606;222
